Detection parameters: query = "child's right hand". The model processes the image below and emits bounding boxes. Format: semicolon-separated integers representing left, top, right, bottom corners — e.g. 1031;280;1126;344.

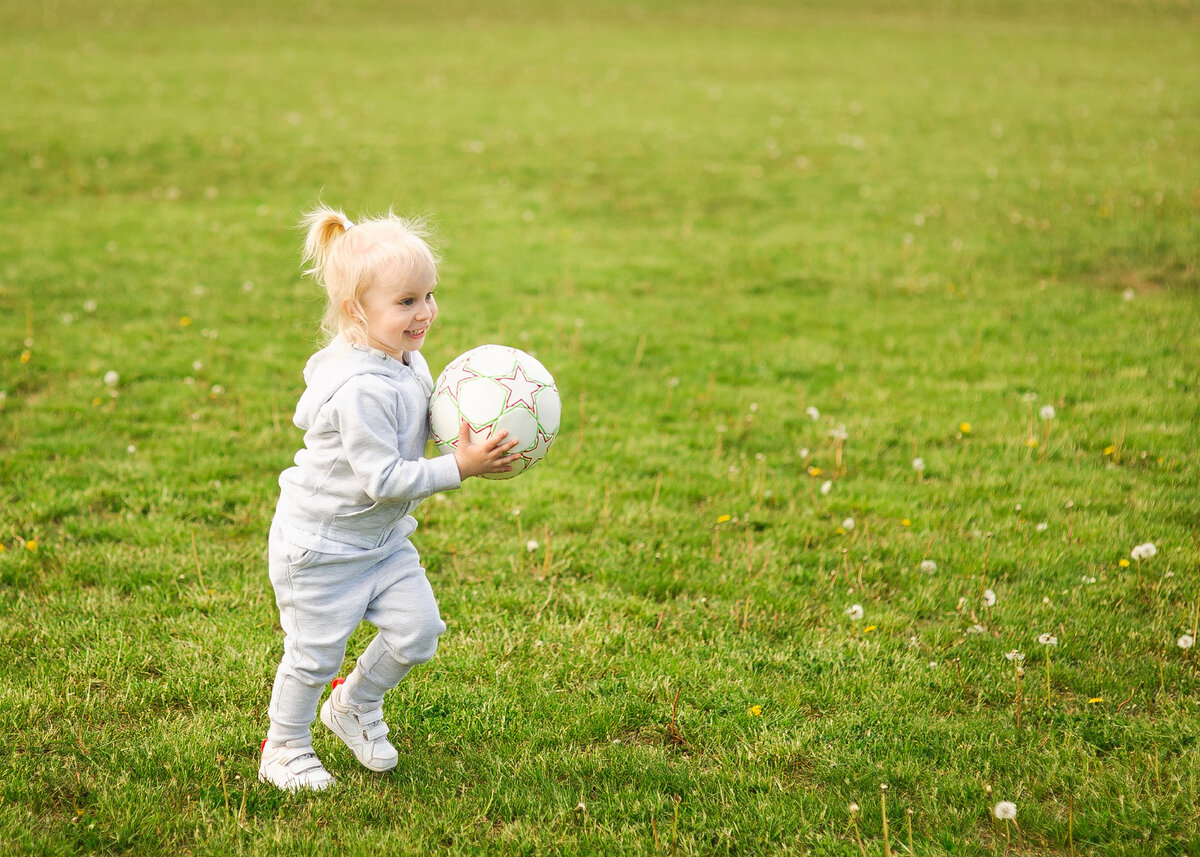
453;421;522;479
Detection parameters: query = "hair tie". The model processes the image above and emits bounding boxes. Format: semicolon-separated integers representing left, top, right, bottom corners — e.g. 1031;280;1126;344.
341;216;354;231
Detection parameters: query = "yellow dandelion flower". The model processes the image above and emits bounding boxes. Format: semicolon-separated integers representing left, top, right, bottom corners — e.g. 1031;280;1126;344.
1118;559;1130;568
20;350;32;364
92;397;103;407
1088;697;1103;704
179;316;192;327
0;543;5;554
748;705;763;717
1103;445;1116;456
863;625;878;633
25;539;38;552
959;422;971;434
809;466;822;477
716;514;732;524
1025;437;1038;448
900;518;912;527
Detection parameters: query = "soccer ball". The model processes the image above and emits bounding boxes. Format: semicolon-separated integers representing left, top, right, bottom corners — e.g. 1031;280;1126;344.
429;345;561;480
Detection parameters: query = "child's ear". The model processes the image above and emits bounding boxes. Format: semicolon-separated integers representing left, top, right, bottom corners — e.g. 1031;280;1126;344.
342;299;364;323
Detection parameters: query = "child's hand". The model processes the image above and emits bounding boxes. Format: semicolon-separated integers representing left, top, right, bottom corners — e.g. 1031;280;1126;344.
453;421;522;479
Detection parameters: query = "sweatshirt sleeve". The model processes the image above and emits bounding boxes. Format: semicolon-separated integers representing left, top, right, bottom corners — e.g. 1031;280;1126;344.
330;376;462;502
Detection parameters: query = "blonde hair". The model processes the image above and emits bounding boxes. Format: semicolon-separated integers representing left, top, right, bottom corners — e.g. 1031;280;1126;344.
299;204;439;345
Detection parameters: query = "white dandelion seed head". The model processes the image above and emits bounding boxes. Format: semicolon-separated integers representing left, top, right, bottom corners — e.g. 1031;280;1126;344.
805;406;820;421
525;540;539;552
919;560;937;573
830;424;848;441
842;517;855;531
994;801;1017;820
103;370;120;387
1038;633;1058;646
845;604;864;621
820;480;833;496
983;589;997;607
1178;634;1195;650
912;457;926;472
1039;405;1056;420
1131;542;1157;560
1036;522;1049;532
1005;650;1024;662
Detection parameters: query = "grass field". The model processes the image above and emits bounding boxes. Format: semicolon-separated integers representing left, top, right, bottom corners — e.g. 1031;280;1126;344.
2;0;1199;853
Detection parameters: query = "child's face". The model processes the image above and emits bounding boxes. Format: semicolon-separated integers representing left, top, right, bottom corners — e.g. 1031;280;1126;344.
356;276;438;359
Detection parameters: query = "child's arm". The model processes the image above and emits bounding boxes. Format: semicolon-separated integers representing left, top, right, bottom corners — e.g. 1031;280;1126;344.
452;421;522;479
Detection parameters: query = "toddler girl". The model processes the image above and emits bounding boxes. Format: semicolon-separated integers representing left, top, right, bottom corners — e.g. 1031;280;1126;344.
259;205;519;791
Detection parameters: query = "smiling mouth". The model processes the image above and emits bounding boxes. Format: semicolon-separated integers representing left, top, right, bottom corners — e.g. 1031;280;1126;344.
405;328;427;337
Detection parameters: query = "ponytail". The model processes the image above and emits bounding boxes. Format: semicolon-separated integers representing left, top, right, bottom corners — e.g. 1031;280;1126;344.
299;205;354;281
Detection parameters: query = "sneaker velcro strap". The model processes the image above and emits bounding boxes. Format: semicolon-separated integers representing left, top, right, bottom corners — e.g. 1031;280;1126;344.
360;710;388;741
281;747;324;774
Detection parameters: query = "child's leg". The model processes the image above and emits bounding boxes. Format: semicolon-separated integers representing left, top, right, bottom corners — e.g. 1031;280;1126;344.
339;541;446;709
266;540;375;745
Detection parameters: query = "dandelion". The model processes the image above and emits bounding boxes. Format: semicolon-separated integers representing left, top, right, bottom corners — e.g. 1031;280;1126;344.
525;540;539;552
820;480;832;496
1179;634;1195;650
912;457;925;472
1035;522;1048;532
1005;650;1024;662
983;589;997;607
901;518;911;527
179;316;192;327
1039;405;1056;420
103;371;120;387
1118;558;1130;568
748;704;763;717
994;801;1017;820
959;421;971;434
25;539;38;552
20;350;32;364
842;517;855;531
1038;633;1057;706
1088;697;1104;704
805;406;820;421
1131;542;1157;560
829;425;848;441
846;604;864;621
919;560;937;573
716;514;732;524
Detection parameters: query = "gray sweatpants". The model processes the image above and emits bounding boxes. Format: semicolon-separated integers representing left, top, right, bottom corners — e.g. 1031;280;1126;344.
265;524;446;745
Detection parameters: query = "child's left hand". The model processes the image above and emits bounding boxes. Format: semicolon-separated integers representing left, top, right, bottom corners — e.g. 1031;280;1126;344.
452;422;522;479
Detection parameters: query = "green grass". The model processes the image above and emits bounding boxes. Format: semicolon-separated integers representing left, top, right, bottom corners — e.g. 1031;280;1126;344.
2;0;1199;853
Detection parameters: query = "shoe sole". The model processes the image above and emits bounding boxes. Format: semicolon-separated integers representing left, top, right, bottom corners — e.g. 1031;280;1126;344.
320;700;399;773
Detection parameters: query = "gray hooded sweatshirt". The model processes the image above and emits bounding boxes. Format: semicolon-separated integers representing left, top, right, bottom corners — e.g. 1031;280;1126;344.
272;337;462;553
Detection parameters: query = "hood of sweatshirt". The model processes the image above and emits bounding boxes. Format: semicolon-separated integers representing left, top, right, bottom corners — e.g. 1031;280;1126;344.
293;338;429;431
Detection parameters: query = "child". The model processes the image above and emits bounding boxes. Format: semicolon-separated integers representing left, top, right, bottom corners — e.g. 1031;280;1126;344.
259;205;519;791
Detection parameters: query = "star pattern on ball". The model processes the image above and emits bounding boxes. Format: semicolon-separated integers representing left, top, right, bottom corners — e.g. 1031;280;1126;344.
497;363;543;412
449;363;484;399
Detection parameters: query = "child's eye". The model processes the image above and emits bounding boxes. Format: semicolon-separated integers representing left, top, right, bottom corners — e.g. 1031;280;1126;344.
399;298;415;306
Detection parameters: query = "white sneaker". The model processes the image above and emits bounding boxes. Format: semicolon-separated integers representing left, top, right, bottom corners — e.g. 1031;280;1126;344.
320;684;399;772
258;739;335;792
